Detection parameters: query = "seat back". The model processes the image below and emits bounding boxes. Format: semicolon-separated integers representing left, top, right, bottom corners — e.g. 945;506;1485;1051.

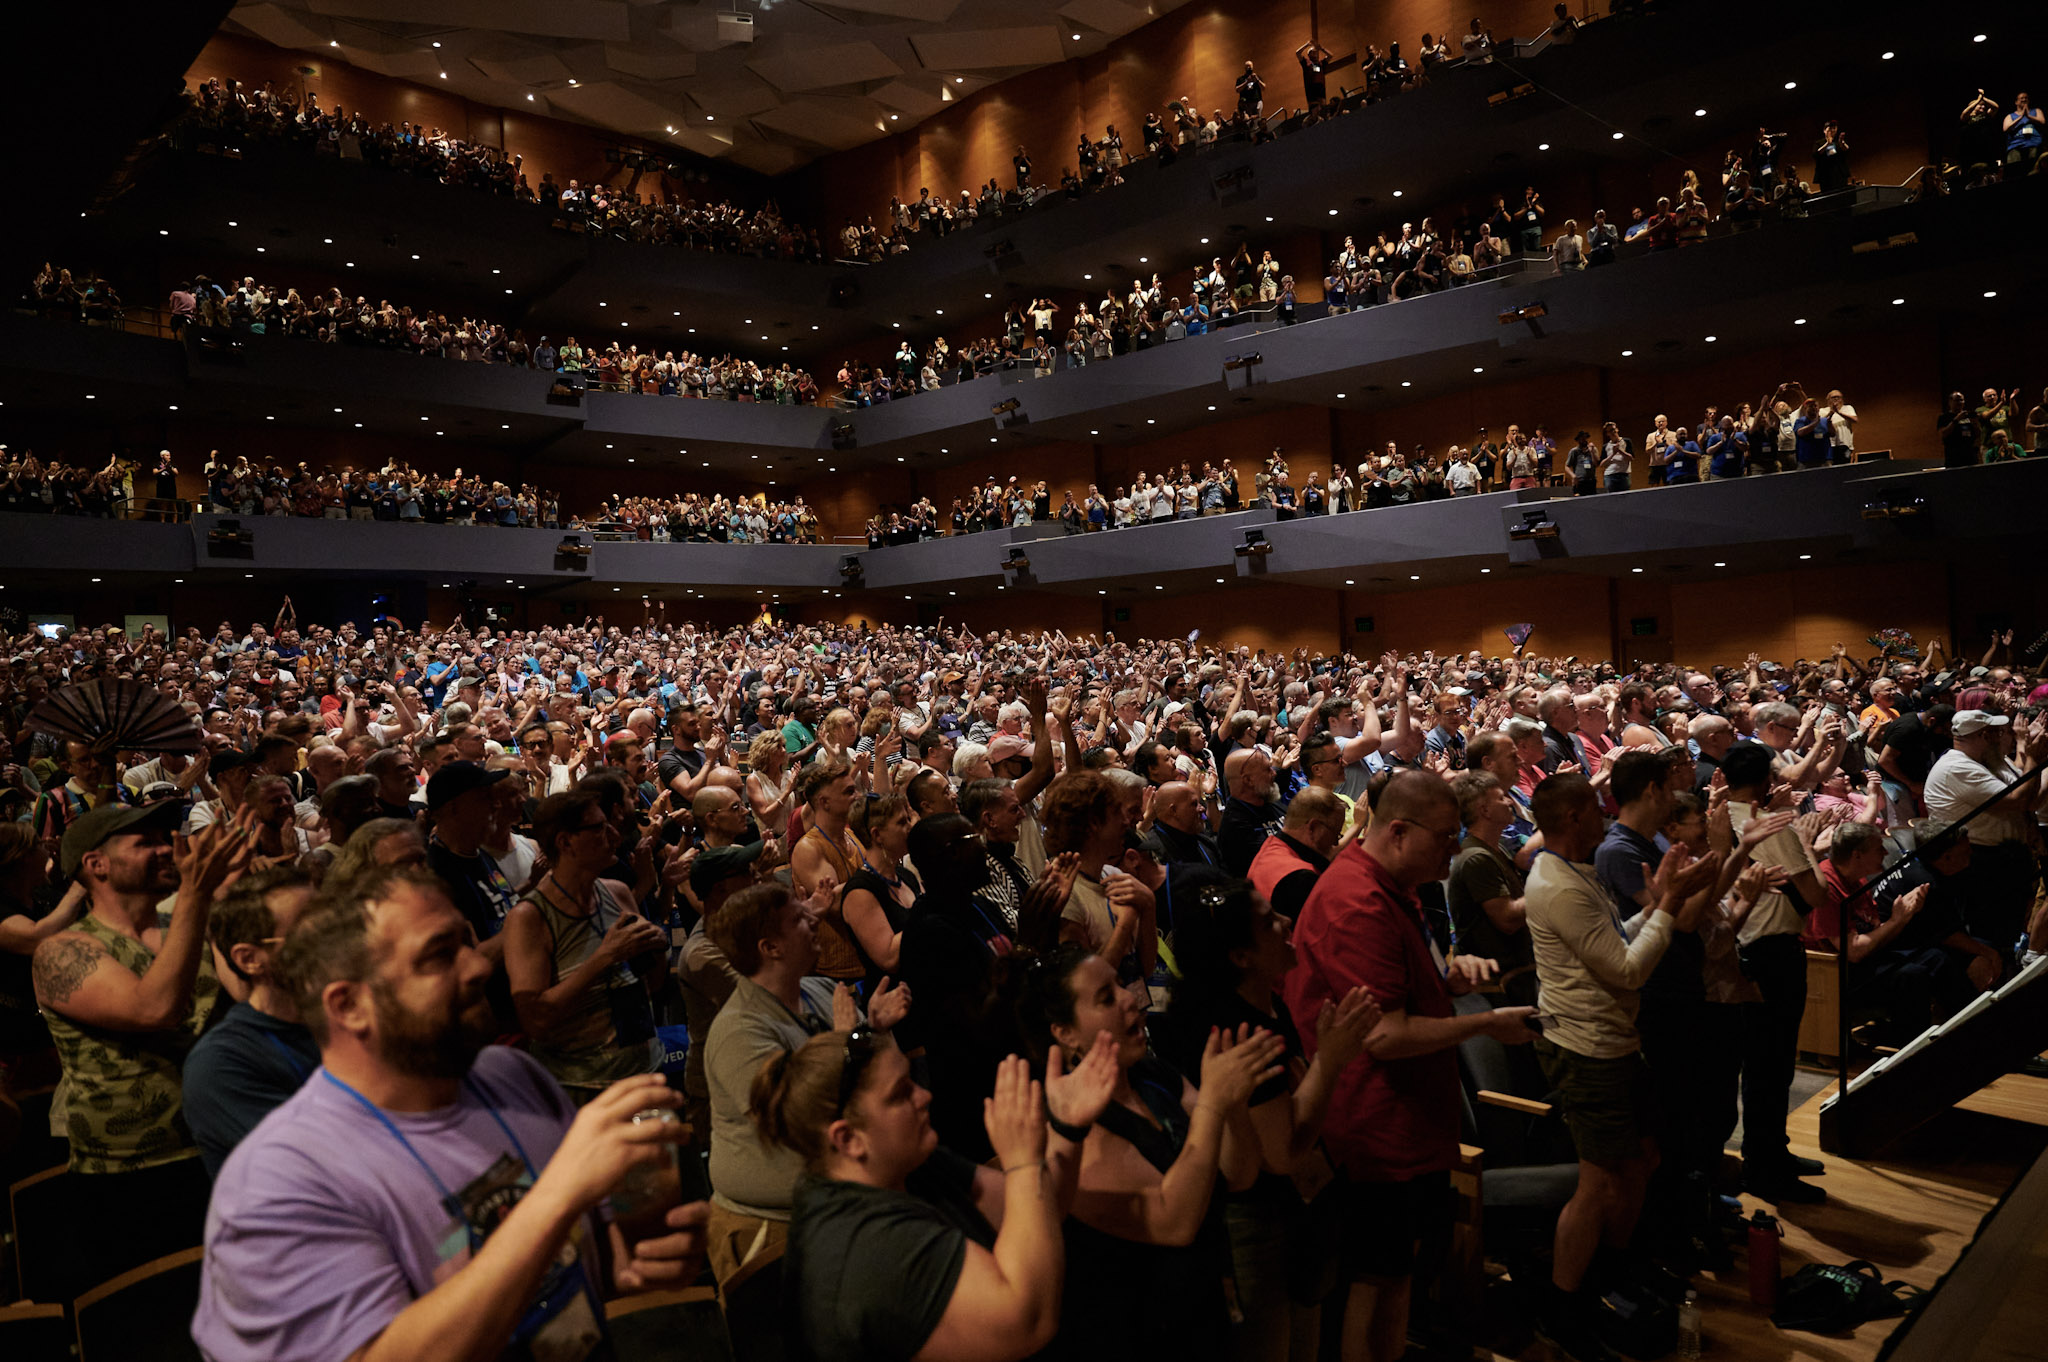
73;1246;205;1362
9;1164;71;1304
721;1252;787;1362
1451;994;1572;1169
0;1302;70;1362
0;1085;65;1187
606;1286;726;1362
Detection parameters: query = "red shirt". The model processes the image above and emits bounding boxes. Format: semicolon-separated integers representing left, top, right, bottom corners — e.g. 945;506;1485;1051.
1283;843;1459;1181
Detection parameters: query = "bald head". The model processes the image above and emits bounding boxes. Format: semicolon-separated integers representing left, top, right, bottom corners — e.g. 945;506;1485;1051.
1152;781;1202;835
1373;768;1457;827
1224;746;1276;801
1688;714;1735;760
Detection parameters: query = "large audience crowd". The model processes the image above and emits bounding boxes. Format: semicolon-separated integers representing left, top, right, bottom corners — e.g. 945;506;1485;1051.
5;603;2045;1362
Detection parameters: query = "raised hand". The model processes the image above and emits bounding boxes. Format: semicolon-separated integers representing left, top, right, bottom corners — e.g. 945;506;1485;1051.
598;909;667;966
1045;1031;1119;1132
1196;1025;1287;1111
868;975;913;1031
1313;987;1382;1070
983;1053;1048;1172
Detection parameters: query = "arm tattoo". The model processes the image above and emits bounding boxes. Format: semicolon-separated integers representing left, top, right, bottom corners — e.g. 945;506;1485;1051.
32;934;103;1007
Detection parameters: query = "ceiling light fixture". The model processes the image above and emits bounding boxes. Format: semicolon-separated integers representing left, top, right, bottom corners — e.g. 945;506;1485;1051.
1538;142;1550;150
1611;131;1624;140
526;94;535;101
1784;80;1797;89
1695;108;1707;116
1704;334;1717;342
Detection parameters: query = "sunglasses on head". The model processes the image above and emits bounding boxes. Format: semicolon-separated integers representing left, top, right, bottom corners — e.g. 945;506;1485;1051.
836;1023;878;1116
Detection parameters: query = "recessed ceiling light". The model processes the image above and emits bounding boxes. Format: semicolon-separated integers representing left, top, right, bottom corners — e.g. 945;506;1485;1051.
1784;80;1797;89
257;246;266;252
1472;366;1484;373
431;40;441;48
1098;589;1107;595
1882;51;1895;60
85;393;95;400
1392;190;1403;197
168;404;178;411
1974;33;1986;42
1409;574;1421;581
889;114;898;120
1891;298;1905;305
1336;393;1346;399
1327;209;1338;216
439;72;447;79
329;40;338;47
1714;561;1727;567
1538;142;1550;150
228;220;237;227
706;115;713;121
411;253;419;259
526;94;535;101
90;577;101;583
1984;290;1998;299
1199;237;1209;244
1621;349;1633;356
1139;256;1148;262
1090;429;1099;435
1632;567;1644;573
1216;577;1225;584
1147;419;1156;424
266;415;274;420
159;229;168;236
346;261;354;267
333;406;343;413
1207;404;1216;411
1480;568;1491;574
1611;131;1624;140
1799;554;1812;560
1694;108;1707;117
1794;318;1806;325
896;456;905;462
667;125;675;133
599;302;606;307
1704;335;1717;342
955;77;964;83
1071;33;1080;40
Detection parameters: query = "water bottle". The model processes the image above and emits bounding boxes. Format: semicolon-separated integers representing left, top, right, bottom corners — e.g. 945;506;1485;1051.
1747;1209;1783;1308
1677;1290;1701;1361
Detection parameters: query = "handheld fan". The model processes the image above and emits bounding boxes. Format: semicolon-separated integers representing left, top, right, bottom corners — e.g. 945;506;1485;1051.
24;679;201;756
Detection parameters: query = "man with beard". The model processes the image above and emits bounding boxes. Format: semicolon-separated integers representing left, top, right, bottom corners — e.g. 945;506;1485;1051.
1217;746;1286;874
34;802;245;1293
194;866;709;1362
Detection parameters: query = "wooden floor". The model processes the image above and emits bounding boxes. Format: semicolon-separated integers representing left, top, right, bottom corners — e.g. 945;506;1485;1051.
1688;1072;2048;1362
1481;1071;2048;1362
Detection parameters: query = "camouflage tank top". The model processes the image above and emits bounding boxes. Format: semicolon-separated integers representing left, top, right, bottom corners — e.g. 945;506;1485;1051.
43;910;220;1173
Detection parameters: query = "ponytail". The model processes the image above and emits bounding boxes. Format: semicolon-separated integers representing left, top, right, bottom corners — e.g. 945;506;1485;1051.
747;1031;858;1168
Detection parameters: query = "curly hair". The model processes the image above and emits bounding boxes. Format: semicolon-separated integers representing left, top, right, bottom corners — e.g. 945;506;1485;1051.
1039;770;1116;859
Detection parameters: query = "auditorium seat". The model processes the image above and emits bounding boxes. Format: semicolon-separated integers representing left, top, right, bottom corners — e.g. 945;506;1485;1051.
0;1302;69;1362
72;1246;205;1362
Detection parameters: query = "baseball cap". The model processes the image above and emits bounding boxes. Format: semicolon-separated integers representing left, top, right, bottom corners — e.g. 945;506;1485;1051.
60;799;186;880
425;761;510;812
1951;709;2009;736
691;841;767;897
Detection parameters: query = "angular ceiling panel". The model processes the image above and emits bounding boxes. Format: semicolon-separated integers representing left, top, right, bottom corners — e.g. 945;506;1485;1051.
304;0;632;42
908;26;1066;72
751;96;893;150
808;0;967;20
232;0;1162;167
868;78;946;118
746;41;904;94
603;38;698;82
1055;0;1153;37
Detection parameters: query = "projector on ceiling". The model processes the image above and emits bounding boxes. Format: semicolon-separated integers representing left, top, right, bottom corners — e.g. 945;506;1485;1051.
717;12;755;43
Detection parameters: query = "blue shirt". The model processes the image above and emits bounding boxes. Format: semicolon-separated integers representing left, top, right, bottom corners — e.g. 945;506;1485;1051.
183;1002;322;1179
1665;440;1701;483
1706;430;1747;478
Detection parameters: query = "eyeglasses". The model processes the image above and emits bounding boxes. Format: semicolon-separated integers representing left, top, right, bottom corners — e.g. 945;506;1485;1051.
1397;818;1461;845
836;1023;878;1116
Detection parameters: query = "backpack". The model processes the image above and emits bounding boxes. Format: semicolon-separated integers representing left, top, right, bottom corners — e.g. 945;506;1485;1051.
1772;1260;1921;1334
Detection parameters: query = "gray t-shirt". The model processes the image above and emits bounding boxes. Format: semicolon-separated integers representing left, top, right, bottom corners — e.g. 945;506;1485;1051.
704;974;841;1218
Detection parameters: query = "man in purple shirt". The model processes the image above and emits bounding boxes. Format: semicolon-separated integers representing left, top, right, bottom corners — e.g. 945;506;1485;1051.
193;866;706;1362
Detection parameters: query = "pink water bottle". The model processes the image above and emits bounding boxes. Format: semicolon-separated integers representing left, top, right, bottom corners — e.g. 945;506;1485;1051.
1747;1209;1783;1308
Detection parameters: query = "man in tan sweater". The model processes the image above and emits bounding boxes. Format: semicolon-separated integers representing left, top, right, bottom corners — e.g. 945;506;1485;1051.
1524;772;1718;1361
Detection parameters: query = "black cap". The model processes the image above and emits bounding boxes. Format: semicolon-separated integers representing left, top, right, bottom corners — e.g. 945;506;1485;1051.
690;841;767;897
425;761;509;812
209;749;254;777
61;799;186;880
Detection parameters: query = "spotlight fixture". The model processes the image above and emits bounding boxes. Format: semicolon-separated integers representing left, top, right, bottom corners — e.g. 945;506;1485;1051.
1507;509;1559;541
1221;352;1263;371
1234;529;1273;558
839;555;865;583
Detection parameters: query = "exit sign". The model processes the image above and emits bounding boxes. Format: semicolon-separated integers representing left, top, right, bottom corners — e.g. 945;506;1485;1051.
1630;616;1659;637
1354;616;1375;633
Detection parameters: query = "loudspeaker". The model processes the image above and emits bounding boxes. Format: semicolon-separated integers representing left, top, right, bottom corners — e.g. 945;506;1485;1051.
716;12;755;44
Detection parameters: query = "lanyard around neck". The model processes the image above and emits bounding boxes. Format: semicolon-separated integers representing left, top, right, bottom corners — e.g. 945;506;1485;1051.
322;1069;536;1206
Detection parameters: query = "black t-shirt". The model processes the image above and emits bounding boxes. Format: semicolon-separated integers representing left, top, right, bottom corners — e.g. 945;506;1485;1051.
1881;712;1949;784
1596;823;1703;1000
656;742;704;793
786;1148;992;1362
1871;861;1970;954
